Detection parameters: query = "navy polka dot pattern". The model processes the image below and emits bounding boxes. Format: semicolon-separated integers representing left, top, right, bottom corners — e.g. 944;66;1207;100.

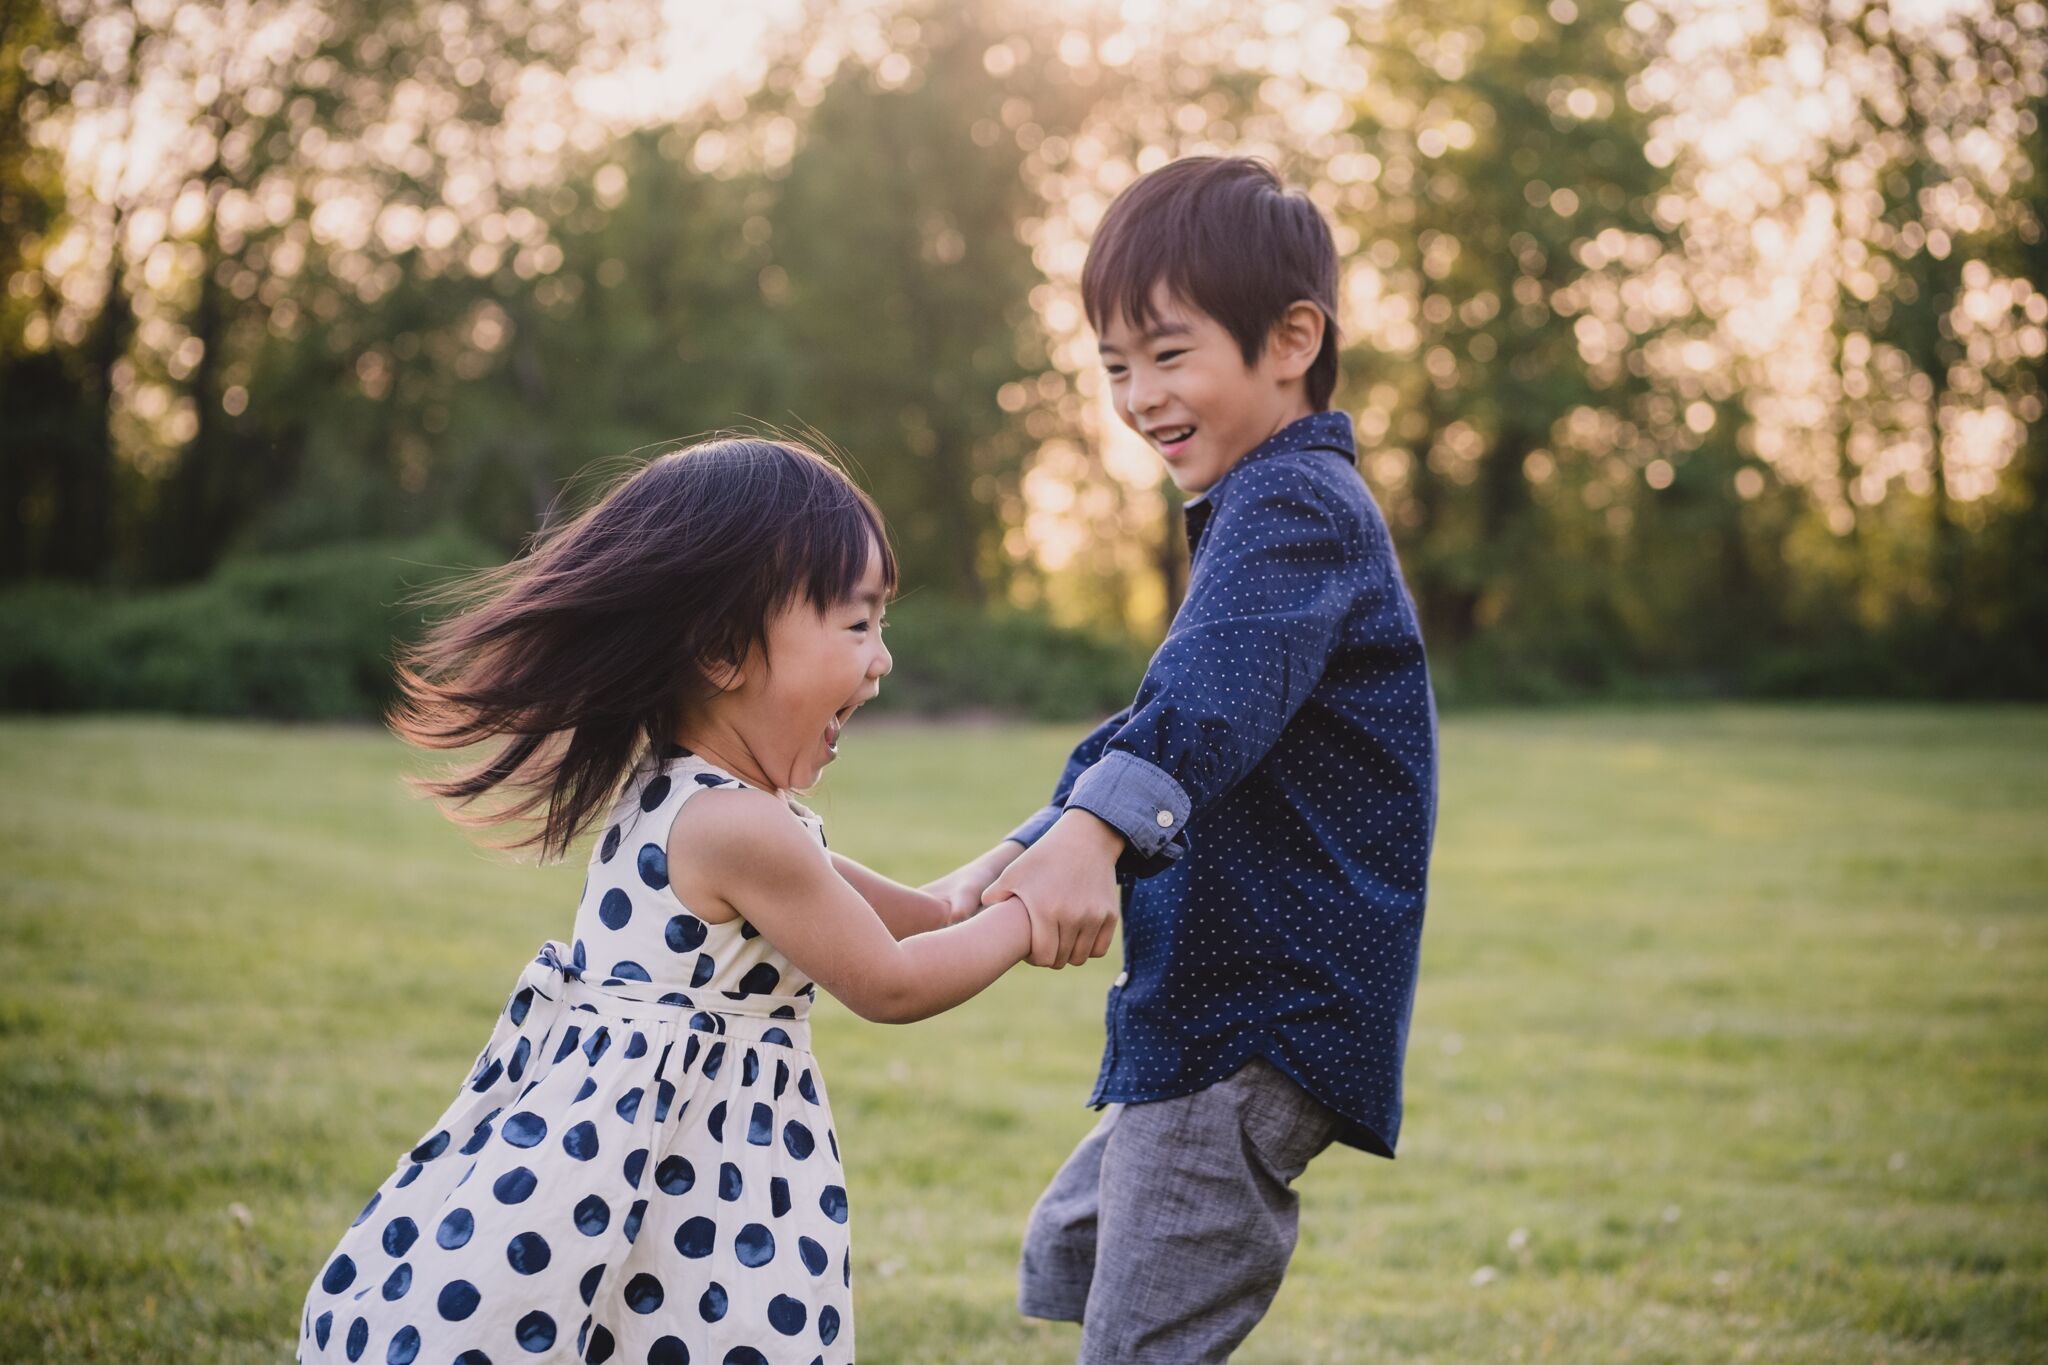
298;754;852;1363
1006;411;1438;1158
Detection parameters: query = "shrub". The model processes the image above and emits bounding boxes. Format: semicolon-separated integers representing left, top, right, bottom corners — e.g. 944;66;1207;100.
0;542;1151;722
863;595;1148;720
0;532;496;720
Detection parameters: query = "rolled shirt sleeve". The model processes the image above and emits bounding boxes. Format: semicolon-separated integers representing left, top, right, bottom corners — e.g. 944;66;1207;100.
1004;705;1132;847
1064;749;1191;864
1061;456;1383;876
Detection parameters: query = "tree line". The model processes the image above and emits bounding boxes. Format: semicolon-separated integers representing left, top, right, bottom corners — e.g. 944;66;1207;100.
4;0;2044;701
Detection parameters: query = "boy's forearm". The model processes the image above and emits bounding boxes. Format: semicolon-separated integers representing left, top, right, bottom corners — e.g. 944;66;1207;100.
1044;807;1127;861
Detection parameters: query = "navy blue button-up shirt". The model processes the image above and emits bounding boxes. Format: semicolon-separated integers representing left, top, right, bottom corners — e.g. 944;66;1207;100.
1008;410;1437;1157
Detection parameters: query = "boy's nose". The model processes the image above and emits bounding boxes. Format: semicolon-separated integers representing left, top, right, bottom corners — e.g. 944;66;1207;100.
872;641;893;677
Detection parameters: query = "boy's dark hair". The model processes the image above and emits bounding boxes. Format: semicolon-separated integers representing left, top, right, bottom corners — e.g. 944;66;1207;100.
391;435;896;860
1082;156;1342;411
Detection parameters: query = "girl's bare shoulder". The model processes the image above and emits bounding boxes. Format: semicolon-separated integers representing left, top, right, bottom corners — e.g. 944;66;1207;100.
667;781;822;910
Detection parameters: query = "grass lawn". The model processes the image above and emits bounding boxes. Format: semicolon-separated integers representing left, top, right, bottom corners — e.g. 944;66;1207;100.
1;707;2044;1363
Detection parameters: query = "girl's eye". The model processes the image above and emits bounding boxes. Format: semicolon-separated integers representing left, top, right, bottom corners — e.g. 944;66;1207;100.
1157;349;1186;363
1104;364;1127;378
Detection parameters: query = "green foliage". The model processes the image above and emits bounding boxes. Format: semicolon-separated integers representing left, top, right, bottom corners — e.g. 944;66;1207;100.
0;532;495;719
6;0;2045;704
875;596;1149;719
0;535;1148;722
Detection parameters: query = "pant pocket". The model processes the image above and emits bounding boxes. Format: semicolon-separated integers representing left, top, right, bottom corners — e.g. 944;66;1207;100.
1236;1058;1337;1180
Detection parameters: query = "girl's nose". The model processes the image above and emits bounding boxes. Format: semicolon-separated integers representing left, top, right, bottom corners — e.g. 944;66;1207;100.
872;640;893;677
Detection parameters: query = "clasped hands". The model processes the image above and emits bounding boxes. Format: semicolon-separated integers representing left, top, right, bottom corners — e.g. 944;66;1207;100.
921;809;1124;969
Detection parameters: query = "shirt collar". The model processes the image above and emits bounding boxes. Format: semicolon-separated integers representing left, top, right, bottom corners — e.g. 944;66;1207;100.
1183;410;1356;547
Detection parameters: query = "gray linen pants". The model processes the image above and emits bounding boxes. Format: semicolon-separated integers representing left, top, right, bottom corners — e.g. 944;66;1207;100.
1017;1057;1340;1363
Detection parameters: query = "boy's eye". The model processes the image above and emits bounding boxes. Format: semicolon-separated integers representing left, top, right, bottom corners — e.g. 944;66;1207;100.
1104;363;1127;377
1156;348;1186;363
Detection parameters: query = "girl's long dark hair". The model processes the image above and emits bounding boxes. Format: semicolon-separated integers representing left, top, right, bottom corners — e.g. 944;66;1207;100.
391;435;896;861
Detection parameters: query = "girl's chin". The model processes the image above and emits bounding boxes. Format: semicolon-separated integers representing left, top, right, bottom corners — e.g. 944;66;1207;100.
793;745;836;787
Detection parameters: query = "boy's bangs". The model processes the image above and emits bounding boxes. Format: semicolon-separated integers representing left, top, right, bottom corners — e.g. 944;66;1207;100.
1085;205;1274;368
1080;156;1343;407
1086;234;1190;343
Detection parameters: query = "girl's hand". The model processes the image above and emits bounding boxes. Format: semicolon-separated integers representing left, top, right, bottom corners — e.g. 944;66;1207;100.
919;868;984;924
920;840;1026;924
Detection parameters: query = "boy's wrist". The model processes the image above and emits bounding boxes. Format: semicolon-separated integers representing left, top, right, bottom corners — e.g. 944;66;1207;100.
1050;807;1127;861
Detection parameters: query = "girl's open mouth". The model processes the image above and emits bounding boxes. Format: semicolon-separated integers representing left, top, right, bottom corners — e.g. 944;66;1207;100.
825;701;860;754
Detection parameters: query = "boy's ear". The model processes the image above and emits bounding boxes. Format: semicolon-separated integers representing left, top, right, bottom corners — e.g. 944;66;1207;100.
1265;300;1328;382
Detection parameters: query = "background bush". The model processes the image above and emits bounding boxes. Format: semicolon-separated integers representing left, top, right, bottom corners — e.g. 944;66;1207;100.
871;595;1148;720
0;537;1151;723
0;533;495;721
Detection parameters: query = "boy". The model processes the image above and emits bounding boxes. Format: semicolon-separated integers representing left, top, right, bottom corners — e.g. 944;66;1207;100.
926;156;1438;1362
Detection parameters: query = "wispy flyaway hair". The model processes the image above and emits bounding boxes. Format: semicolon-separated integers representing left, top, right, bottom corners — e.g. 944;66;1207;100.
390;435;896;860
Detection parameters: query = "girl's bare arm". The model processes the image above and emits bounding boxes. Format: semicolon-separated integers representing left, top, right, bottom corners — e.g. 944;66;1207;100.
670;788;1030;1023
829;852;950;940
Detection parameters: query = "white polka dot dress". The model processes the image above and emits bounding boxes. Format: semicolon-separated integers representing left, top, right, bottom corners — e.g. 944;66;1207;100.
299;751;851;1365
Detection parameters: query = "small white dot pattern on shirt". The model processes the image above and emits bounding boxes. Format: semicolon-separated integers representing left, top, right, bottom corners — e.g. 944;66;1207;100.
1033;410;1438;1158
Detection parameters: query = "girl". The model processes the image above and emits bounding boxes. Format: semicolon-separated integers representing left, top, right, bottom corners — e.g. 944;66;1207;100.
297;437;1031;1365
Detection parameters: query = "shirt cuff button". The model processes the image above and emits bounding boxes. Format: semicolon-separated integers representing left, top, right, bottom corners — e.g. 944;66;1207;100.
1155;810;1175;827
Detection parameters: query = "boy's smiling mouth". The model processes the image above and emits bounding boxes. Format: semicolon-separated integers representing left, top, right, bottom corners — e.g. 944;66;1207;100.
1146;423;1197;455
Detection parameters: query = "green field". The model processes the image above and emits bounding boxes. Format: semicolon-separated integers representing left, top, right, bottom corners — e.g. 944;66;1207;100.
1;709;2044;1363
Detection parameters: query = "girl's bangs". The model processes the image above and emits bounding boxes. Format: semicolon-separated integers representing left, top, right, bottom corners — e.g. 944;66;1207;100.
784;476;897;612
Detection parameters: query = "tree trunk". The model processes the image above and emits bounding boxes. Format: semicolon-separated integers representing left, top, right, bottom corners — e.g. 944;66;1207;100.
151;183;229;580
1480;424;1531;546
56;237;126;581
56;3;143;582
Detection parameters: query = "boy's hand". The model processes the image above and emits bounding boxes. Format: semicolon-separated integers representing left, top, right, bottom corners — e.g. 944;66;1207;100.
919;841;1025;924
982;809;1124;968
